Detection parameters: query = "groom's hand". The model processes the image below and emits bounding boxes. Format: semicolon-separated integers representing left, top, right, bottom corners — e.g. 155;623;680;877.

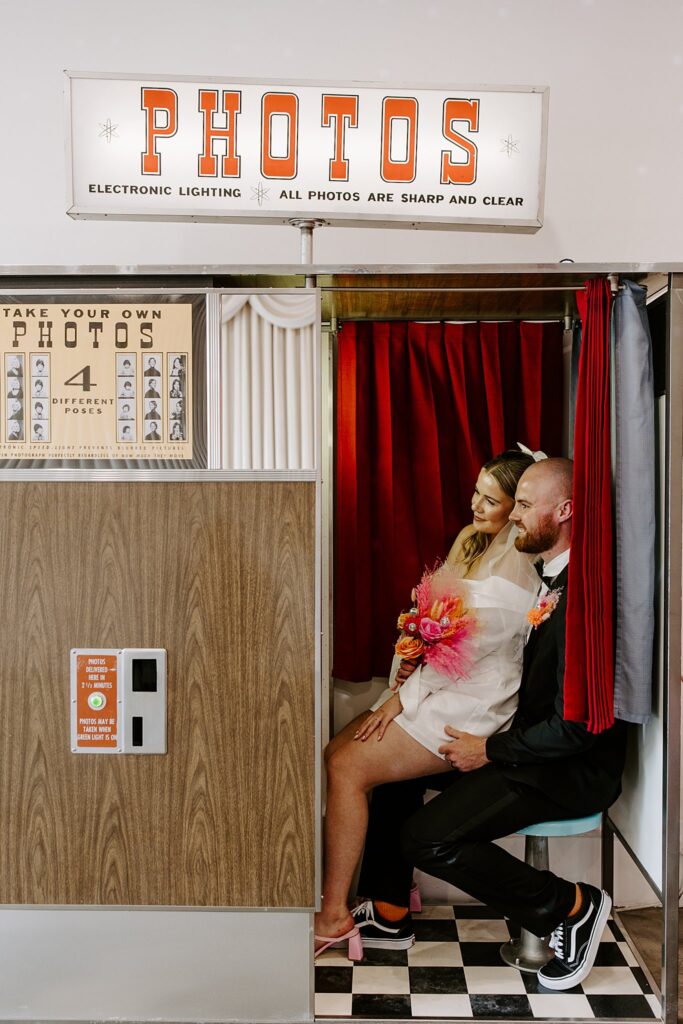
439;727;490;772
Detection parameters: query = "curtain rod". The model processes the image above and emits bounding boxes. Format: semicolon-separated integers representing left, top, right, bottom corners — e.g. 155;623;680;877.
320;285;587;293
326;316;571;327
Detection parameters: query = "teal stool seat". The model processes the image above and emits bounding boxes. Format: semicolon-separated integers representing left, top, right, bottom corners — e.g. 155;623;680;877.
518;813;602;838
499;813;603;973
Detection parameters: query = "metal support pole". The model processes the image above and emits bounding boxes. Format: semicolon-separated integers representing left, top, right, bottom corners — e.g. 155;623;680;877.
289;218;324;288
661;273;683;1024
601;814;614;898
499;836;553;973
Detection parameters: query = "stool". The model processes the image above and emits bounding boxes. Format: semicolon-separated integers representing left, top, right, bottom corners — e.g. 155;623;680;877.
499;812;603;974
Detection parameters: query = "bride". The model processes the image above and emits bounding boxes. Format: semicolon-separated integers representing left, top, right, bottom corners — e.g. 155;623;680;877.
315;448;541;958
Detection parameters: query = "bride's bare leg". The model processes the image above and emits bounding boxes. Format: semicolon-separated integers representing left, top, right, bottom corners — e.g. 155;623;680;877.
325;711;372;762
315;723;451;940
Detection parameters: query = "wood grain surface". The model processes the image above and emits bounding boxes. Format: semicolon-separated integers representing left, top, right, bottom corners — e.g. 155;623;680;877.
0;482;316;907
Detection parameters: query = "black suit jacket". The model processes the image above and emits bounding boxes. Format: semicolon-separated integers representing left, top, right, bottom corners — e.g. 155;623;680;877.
485;565;626;814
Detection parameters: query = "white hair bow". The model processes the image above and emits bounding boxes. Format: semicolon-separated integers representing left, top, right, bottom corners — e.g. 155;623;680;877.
517;441;548;462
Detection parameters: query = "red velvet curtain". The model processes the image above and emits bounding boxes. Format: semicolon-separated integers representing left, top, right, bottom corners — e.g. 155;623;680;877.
334;320;564;682
564;280;614;732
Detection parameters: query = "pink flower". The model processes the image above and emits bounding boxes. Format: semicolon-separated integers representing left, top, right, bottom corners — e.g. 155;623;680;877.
419;617;443;642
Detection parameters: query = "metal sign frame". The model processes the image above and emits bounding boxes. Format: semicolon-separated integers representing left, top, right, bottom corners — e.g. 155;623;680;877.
65;72;549;232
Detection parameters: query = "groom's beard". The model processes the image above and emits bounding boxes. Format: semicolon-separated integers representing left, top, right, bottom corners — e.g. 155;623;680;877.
514;514;559;555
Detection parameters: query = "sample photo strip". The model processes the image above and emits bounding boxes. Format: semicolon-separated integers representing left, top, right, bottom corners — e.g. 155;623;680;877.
5;353;25;442
143;353;162;379
168;353;187;442
144;418;162;442
116;354;137;442
117;421;136;443
142;353;163;441
31;354;49;378
117;355;136;399
30;353;50;442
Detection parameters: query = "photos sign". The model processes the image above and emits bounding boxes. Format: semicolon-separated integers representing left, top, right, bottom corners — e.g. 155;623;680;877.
67;73;548;230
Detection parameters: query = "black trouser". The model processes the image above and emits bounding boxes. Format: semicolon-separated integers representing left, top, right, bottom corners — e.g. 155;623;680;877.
358;764;579;937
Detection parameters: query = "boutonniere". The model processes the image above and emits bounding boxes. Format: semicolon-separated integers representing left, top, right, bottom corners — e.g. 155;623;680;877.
527;587;563;629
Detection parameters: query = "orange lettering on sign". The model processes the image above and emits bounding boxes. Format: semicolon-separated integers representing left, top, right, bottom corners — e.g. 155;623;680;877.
261;93;299;179
321;95;359;182
441;98;479;185
198;89;241;177
141;88;178;175
381;97;418;183
76;654;118;749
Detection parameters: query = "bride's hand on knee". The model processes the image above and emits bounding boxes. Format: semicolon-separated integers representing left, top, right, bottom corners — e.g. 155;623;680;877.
354;694;403;742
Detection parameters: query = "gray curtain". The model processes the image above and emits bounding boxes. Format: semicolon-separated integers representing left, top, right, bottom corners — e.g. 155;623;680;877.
612;280;656;724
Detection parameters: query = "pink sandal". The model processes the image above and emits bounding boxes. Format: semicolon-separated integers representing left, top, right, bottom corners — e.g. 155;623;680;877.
410;882;422;914
314;926;363;961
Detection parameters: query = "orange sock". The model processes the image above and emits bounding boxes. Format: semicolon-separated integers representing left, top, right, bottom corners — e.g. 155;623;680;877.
375;900;409;921
568;884;583;917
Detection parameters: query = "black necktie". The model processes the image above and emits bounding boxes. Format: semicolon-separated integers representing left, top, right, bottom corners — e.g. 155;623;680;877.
535;563;555;588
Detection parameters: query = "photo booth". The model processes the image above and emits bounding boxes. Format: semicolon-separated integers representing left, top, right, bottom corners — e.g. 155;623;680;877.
0;264;679;1024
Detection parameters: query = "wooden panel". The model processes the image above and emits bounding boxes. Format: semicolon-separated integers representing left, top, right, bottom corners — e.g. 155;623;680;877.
322;273;584;322
0;482;316;907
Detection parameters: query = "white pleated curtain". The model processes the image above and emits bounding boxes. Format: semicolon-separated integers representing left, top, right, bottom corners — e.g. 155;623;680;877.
221;294;317;470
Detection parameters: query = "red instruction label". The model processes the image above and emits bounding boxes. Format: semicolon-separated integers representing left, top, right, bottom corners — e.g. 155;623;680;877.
75;653;118;750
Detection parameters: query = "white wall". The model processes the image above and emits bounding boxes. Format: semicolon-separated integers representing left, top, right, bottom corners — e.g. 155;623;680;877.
1;0;682;268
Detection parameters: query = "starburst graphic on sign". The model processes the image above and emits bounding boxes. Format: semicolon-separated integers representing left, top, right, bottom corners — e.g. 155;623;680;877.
500;134;520;158
98;118;119;143
251;182;270;206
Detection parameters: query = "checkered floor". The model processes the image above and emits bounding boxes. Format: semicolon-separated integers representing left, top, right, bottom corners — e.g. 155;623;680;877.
315;904;660;1020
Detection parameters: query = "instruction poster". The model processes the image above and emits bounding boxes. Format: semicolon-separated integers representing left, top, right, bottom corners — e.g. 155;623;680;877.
0;301;193;460
72;650;120;752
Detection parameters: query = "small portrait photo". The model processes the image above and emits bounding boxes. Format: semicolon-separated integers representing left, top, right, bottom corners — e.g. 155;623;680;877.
119;379;135;399
7;419;23;441
7;379;23;400
31;355;49;377
143;355;161;377
31;420;48;442
32;400;47;420
144;421;161;441
169;354;186;378
32;378;47;398
144;398;161;420
7;398;23;419
144;377;161;399
117;355;135;377
169;421;185;442
117;401;134;421
118;422;135;443
170;398;184;420
6;355;24;378
169;377;183;399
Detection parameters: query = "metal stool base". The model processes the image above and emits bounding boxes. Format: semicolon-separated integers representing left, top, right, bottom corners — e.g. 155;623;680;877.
499;833;553;972
499;934;552;973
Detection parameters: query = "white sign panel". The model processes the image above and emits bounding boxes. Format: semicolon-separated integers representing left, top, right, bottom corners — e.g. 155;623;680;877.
67;73;548;231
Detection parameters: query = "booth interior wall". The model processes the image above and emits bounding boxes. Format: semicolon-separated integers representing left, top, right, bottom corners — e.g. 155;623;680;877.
0;480;316;908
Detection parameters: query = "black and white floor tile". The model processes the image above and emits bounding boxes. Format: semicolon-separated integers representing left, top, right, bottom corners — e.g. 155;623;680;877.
315;905;659;1020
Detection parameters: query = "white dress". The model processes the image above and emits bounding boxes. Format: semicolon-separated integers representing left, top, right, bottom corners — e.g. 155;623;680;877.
379;523;539;757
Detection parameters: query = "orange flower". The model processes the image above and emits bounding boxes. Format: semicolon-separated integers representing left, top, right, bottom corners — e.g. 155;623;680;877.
397;612;409;630
527;588;562;630
527;607;547;628
395;635;424;660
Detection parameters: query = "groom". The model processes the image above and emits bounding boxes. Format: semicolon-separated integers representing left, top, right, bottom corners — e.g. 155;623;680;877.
354;457;626;991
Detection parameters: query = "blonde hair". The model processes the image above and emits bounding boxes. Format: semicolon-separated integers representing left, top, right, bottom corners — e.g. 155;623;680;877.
460;450;535;573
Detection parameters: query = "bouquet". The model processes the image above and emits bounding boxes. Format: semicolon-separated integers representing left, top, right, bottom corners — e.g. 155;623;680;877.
394;562;477;685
